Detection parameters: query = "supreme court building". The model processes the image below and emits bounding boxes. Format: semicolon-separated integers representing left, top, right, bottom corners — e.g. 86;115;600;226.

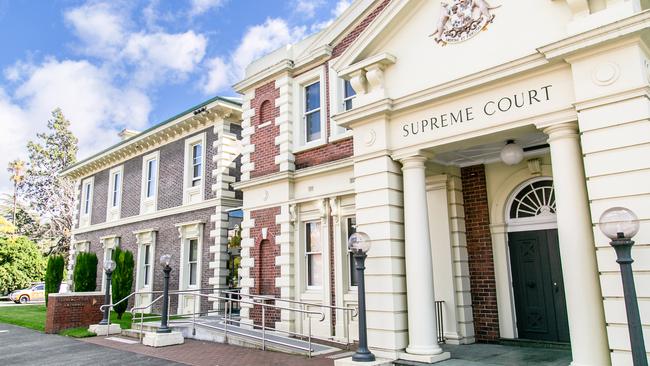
232;0;650;365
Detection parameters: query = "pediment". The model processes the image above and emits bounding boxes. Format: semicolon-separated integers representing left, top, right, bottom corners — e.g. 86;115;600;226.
332;0;575;102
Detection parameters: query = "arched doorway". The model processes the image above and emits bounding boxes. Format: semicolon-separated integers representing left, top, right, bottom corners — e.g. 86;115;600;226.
506;178;570;343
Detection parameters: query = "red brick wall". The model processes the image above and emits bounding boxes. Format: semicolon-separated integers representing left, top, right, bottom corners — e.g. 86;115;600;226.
45;293;104;334
250;81;280;179
250;207;281;329
331;0;392;58
461;165;499;342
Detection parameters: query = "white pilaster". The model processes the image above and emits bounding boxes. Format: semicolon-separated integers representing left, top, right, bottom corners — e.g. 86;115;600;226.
544;122;610;366
275;204;295;332
399;155;447;362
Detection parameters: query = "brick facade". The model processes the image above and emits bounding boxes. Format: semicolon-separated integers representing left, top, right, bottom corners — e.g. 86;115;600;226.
249;207;281;329
461;165;499;342
250;82;280;179
45;292;104;333
121;155;143;219
91;169;109;225
75;207;215;314
331;0;392;58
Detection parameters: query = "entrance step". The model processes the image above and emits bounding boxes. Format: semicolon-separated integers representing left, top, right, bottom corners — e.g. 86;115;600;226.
498;338;571;350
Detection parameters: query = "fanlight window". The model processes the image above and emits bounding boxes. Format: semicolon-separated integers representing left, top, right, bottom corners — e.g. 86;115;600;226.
509;179;556;220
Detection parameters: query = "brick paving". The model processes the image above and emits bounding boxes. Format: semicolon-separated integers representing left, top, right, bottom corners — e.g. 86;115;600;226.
81;336;337;366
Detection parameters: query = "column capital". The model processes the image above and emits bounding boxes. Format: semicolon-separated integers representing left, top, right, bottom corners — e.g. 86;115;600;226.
395;151;433;170
543;122;579;144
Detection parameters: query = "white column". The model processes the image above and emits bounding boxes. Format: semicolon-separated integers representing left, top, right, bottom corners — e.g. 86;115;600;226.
544;122;610;366
400;155;448;362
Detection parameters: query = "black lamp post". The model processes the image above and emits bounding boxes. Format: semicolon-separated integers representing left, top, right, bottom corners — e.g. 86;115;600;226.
348;231;375;362
599;207;647;366
158;254;172;334
99;259;116;326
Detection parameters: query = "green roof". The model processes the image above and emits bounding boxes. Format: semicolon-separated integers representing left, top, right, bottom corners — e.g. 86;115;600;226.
61;95;242;176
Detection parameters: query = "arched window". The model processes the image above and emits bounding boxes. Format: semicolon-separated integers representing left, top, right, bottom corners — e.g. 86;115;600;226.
507;178;557;231
258;100;273;125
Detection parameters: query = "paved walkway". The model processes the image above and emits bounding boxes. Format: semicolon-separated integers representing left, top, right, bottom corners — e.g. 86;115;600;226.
0;323;180;366
439;343;572;366
82;335;338;366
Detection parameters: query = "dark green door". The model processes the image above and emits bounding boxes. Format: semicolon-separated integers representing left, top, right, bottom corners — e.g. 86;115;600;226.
508;229;570;343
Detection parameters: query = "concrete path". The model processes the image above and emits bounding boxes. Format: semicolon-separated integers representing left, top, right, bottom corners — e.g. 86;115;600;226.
0;323;181;366
439;343;573;366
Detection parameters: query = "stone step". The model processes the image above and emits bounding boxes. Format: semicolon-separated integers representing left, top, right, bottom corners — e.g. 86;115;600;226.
121;328;144;339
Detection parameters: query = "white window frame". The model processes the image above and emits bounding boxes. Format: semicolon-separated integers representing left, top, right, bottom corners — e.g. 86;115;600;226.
176;221;204;315
79;177;94;228
134;229;156;310
293;66;327;152
304;220;324;290
100;235;120;292
183;133;206;205
106;165;123;222
140;151;160;214
328;63;354;141
343;216;359;289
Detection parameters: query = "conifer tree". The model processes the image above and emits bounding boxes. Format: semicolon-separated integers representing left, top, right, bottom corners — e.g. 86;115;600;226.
45;255;65;304
73;252;98;292
111;247;134;319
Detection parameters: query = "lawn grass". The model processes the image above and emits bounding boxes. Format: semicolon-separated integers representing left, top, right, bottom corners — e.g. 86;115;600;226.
0;304;142;333
59;327;96;338
0;304;47;331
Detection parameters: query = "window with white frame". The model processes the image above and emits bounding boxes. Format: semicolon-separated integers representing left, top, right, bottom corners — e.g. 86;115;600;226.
191;143;202;187
305;221;323;288
183;133;206;204
140;152;159;214
345;216;359;287
79;177;94;228
107;166;123;221
188;239;199;286
342;80;356;112
143;244;151;286
294;67;327;150
304;81;322;144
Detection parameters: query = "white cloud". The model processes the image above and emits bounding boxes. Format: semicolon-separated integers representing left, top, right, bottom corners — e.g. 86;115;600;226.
333;0;352;17
0;58;151;193
189;0;226;17
123;31;207;86
201;18;305;94
64;2;128;58
294;0;325;18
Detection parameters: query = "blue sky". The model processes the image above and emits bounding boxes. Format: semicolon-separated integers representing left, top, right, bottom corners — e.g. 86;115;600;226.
0;0;350;192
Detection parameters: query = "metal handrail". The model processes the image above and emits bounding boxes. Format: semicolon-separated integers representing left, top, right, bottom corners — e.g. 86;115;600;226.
223;290;358;316
222;290;359;347
128;290;326;356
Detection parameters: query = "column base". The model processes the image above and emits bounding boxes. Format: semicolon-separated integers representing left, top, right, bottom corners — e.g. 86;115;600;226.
88;324;121;336
334;357;393;366
142;331;184;347
399;351;451;364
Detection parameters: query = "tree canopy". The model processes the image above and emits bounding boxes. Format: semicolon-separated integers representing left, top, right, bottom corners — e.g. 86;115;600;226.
19;109;78;255
0;235;46;294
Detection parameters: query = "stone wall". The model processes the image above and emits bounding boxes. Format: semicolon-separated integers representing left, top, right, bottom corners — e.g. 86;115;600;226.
45;292;104;334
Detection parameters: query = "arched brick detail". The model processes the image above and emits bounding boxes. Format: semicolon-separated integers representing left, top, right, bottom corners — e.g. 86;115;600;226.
258;100;273;126
250;82;280;178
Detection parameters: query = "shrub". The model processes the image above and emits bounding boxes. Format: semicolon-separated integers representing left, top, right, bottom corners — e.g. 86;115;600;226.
45;255;65;304
111;247;134;319
0;236;46;294
73;252;98;292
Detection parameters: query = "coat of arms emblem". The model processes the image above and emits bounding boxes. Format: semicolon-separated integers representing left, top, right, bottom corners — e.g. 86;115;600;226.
430;0;499;45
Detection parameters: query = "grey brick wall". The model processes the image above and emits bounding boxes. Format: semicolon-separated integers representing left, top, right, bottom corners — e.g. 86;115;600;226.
121;155;143;218
158;136;185;210
76;207;216;314
91;170;109;225
230;123;243;200
205;128;217;200
75;127;216;225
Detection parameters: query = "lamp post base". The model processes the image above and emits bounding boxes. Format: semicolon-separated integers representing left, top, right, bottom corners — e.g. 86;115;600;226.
334;357;392;366
142;331;184;347
352;350;376;362
89;324;121;336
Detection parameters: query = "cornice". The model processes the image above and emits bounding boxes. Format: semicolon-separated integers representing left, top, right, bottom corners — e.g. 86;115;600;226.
538;10;650;60
71;197;241;235
233;59;294;93
233;158;354;191
62;100;242;180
